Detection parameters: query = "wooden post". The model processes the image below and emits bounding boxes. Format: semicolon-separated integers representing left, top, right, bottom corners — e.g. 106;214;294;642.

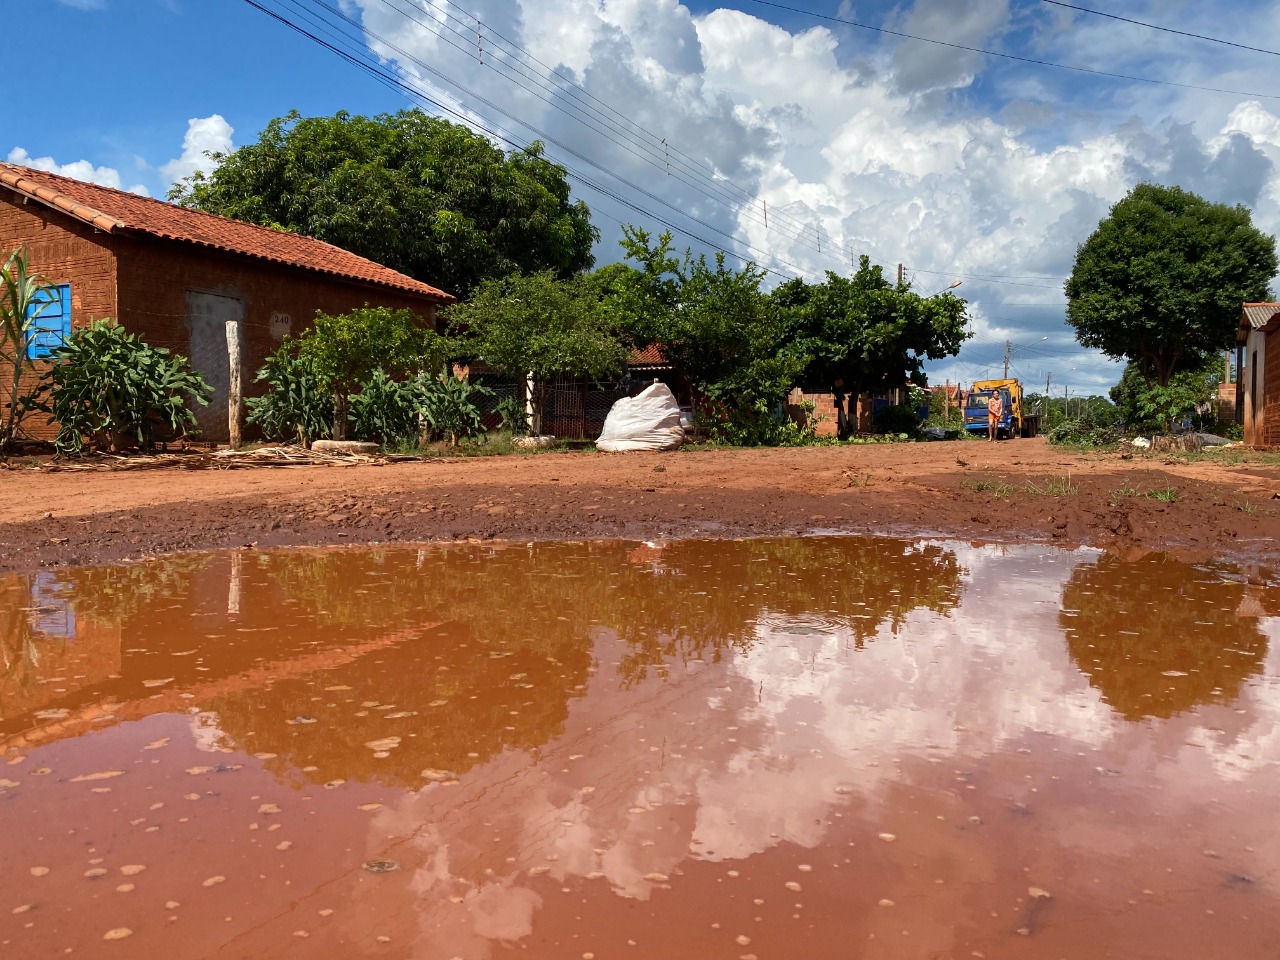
226;320;242;450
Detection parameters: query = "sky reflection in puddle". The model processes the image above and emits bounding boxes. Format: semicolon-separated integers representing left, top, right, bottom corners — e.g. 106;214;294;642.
1;538;1278;959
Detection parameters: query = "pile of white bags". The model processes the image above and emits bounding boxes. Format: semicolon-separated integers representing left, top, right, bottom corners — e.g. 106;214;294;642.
596;382;685;452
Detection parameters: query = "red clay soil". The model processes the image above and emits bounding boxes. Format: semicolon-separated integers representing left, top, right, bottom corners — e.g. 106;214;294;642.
1;438;1278;575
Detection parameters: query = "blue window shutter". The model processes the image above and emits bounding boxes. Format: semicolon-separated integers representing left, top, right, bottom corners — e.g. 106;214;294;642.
26;284;71;360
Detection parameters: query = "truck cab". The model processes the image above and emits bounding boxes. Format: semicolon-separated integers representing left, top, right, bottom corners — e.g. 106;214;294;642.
963;378;1039;439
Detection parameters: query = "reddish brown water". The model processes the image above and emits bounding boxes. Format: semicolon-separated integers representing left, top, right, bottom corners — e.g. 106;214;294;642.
1;538;1278;959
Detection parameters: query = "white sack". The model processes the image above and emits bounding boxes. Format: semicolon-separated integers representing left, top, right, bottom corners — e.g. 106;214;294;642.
597;383;685;451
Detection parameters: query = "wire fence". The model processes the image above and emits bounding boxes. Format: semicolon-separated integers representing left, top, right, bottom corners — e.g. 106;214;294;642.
471;373;635;440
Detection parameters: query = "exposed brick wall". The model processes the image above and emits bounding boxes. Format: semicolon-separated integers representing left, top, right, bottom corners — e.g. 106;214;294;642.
115;235;443;442
114;235;438;358
0;195;118;441
3;189;447;446
1265;327;1280;448
786;389;840;437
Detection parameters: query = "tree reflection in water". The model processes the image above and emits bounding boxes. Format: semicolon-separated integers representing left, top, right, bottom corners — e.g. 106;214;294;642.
1;538;964;788
1060;553;1270;720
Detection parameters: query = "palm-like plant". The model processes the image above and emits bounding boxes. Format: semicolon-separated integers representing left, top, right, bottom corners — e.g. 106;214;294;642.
1;248;57;452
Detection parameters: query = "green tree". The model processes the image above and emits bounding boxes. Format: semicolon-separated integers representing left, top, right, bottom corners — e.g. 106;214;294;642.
1109;359;1218;431
296;306;450;439
446;270;628;434
170;109;599;299
771;258;969;438
614;227;804;443
1065;183;1277;387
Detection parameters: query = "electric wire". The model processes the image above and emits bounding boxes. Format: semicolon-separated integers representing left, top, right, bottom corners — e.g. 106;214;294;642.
246;0;811;280
737;0;1280;102
375;0;853;246
287;0;830;274
1041;0;1280;58
307;0;1081;288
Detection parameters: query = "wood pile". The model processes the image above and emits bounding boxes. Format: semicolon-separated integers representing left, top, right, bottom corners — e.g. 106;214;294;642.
33;445;420;472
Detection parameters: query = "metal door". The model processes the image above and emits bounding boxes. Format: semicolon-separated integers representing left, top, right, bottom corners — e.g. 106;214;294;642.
185;292;244;443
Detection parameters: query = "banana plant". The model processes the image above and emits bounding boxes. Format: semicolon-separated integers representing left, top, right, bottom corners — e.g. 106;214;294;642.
0;248;57;453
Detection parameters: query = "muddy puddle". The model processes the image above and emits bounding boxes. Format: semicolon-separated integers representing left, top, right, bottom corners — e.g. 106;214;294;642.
2;537;1279;959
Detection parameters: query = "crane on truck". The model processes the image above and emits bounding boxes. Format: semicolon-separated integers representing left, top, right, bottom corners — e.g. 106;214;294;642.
963;379;1041;439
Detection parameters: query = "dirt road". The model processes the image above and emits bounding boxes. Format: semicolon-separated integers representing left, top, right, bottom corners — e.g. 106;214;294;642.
2;438;1278;574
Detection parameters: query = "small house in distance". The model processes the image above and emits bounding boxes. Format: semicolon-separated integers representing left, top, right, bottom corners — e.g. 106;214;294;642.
0;162;454;444
1239;303;1280;447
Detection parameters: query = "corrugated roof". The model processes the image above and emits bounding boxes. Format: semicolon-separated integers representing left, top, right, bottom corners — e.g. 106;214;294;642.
0;162;454;303
1241;302;1280;330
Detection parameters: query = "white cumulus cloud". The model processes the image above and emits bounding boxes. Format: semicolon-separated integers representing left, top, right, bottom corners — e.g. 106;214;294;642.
159;114;235;187
5;147;149;196
229;1;1280;391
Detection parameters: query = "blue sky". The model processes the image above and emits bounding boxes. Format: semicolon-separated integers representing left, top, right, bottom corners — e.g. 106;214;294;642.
9;0;1280;393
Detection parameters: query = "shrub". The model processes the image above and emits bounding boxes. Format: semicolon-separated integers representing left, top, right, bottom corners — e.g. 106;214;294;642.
26;318;211;454
873;403;921;436
349;368;419;446
245;343;332;445
418;370;493;447
496;394;530;436
1046;418;1123;447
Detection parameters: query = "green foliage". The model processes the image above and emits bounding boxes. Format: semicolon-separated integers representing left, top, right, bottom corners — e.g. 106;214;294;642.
1109;360;1218;432
349;368;419;445
26;318;211;454
1146;484;1180;503
495;394;530;436
245;343;332;445
417;371;493;447
447;270;627;433
771;257;969;439
1;248;56;452
1046;419;1124;447
1065;183;1277;385
873;403;922;436
1025;392;1119;431
297;305;449;438
170;109;598;299
1025;474;1079;497
615;227;805;434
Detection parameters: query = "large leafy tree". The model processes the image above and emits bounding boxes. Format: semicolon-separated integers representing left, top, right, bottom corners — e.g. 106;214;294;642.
446;270;629;434
771;258;970;437
1065;183;1277;386
170;110;598;299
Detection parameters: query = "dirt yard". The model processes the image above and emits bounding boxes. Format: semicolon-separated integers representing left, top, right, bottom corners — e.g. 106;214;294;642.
2;437;1278;574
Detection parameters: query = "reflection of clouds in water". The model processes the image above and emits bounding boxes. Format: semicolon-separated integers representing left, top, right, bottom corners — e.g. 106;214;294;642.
374;545;1279;956
189;710;230;753
1188;616;1280;782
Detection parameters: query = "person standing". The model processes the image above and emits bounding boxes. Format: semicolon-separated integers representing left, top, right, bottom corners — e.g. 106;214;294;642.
987;391;1004;442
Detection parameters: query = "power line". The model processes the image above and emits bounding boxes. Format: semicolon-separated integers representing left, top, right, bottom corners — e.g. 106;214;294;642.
737;0;1280;102
1042;0;1280;58
247;0;812;280
290;0;1089;291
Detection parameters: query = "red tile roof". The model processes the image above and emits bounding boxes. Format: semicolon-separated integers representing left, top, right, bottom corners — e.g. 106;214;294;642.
627;344;669;367
0;162;454;303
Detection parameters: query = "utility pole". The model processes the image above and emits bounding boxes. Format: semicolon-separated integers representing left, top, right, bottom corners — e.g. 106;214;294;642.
1003;340;1011;379
1045;371;1051;398
897;263;904;286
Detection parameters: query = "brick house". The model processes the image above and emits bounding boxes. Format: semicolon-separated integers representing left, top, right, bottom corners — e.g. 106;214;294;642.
1240;302;1280;447
0;162;454;444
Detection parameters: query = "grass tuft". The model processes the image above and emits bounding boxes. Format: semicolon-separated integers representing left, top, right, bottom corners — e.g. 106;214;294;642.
1025;473;1078;497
